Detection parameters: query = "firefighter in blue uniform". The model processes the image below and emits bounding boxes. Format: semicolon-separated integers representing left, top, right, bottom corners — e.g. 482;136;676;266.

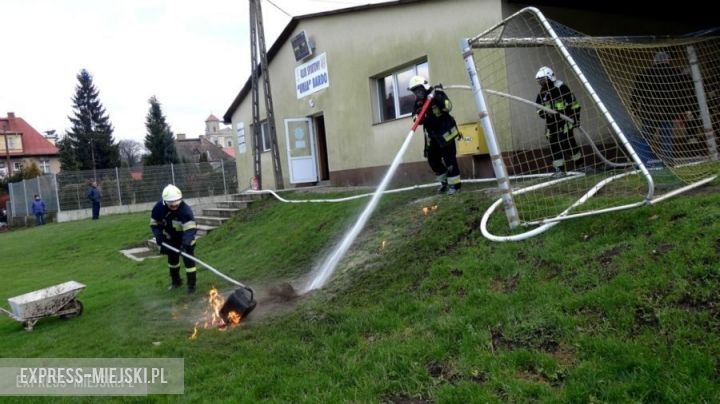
150;184;198;293
535;66;582;178
409;75;462;195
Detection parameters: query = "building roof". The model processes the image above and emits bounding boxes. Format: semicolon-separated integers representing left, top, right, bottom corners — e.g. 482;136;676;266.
223;0;425;123
205;114;220;122
175;136;235;162
0;112;59;156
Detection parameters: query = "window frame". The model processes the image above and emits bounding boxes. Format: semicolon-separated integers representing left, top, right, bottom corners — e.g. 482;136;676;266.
374;60;429;124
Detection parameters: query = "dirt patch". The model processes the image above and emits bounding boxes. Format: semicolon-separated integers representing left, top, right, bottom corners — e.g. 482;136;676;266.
651;243;674;259
535;259;562;280
491;273;520;293
597;244;628;267
551;343;578;366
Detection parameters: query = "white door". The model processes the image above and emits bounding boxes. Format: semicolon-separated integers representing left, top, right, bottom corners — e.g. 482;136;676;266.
284;118;318;183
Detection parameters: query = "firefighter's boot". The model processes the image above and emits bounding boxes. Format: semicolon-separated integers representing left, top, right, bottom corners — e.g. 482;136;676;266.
168;266;182;290
187;271;197;294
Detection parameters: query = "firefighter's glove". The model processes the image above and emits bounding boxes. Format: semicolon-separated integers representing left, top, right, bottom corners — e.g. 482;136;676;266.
434;83;444;90
155;236;164;249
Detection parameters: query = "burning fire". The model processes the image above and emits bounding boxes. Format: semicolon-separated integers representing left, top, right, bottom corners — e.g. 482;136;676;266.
422;204;439;216
189;287;242;340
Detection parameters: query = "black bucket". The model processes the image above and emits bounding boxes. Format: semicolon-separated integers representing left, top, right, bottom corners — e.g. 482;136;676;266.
219;287;256;323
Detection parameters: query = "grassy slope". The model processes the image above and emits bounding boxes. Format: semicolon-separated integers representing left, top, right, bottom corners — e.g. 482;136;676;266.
0;185;718;402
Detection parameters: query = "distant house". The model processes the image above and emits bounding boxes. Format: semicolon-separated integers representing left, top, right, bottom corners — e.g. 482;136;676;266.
174;133;234;163
0;112;60;178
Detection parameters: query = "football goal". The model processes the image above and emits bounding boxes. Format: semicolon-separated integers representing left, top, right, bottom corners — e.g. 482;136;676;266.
458;7;720;241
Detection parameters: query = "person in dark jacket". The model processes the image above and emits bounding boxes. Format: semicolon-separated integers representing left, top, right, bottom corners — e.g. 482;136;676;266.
535;66;582;178
31;194;46;225
409;75;462;195
150;184;198;294
87;179;101;220
631;51;695;164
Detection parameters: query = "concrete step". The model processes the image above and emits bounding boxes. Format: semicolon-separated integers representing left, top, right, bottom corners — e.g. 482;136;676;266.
195;215;229;227
196;224;216;236
202;207;239;218
120;246;163;262
215;200;250;209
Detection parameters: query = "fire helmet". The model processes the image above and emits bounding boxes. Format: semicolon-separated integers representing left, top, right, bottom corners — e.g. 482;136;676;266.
535;66;556;82
408;75;430;91
162;184;182;203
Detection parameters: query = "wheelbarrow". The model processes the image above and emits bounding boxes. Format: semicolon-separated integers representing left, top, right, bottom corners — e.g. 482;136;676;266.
0;281;86;331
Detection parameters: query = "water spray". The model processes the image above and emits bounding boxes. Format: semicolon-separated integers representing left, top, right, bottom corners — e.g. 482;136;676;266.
303;91;436;292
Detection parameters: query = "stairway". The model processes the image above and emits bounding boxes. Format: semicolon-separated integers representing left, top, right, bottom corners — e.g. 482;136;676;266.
120;193;263;262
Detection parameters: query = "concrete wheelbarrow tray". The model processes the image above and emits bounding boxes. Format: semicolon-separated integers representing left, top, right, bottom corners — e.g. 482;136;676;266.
1;281;86;331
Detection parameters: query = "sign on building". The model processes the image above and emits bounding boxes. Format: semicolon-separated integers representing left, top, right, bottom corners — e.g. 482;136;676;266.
295;53;329;99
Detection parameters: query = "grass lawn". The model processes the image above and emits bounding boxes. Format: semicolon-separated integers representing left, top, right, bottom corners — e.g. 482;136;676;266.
1;182;719;402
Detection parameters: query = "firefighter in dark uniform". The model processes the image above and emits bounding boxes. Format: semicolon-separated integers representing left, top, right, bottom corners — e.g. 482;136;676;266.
535;66;582;178
409;75;462;195
150;184;198;293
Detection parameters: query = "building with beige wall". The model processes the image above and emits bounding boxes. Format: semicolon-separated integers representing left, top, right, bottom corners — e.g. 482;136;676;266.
224;0;710;190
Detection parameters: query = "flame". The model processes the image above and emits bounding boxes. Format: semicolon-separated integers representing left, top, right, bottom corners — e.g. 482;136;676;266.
422;205;439;216
188;287;242;340
227;311;241;325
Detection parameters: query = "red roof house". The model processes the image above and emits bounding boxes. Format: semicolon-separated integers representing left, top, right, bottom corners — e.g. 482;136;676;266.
0;112;60;178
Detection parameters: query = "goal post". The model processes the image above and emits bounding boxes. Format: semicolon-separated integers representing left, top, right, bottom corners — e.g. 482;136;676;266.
460;7;720;240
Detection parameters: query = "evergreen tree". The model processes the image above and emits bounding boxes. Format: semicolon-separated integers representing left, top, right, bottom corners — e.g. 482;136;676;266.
144;96;178;165
62;69;120;171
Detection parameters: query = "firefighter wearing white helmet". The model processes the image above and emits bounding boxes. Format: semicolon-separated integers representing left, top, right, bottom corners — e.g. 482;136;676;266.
408;75;463;195
150;184;198;293
535;66;583;178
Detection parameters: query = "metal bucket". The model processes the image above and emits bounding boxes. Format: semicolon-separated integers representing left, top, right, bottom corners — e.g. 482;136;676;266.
219;287;256;323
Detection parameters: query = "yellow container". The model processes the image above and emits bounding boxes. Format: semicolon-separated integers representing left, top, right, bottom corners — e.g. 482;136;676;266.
457;122;488;155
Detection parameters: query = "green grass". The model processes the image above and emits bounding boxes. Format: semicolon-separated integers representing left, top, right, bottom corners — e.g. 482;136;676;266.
1;183;719;402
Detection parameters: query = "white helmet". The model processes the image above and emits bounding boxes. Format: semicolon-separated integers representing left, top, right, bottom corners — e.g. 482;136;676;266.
408;75;430;91
162;184;182;203
535;66;556;82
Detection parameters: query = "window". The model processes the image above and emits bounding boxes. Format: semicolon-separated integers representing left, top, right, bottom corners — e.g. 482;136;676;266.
260;121;272;152
39;159;50;174
236;123;246;154
227;140;232;147
375;61;429;123
13;162;23;171
249;121;273;152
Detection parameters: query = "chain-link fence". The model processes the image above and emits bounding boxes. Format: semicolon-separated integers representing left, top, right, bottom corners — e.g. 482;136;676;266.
7;161;238;218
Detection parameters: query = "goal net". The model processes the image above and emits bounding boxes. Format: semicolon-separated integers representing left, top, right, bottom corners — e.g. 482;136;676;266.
460;7;720;240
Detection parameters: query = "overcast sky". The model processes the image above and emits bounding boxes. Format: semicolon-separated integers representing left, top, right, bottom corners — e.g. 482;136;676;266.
0;0;392;144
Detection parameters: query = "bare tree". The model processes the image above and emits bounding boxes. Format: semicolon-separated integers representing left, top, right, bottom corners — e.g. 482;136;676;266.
118;139;147;168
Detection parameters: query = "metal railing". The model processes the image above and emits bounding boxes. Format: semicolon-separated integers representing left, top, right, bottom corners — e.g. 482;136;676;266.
8;161;238;218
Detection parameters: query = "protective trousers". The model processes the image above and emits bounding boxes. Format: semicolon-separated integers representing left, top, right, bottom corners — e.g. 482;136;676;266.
547;124;581;170
427;140;461;187
166;237;197;291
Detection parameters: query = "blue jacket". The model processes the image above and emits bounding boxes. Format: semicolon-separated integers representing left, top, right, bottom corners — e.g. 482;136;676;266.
149;200;197;247
31;199;46;215
87;186;101;203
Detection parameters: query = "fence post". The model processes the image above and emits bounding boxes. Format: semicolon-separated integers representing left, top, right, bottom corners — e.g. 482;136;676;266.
76;184;81;210
221;159;227;195
36;176;41;198
8;183;14;218
115;167;122;206
22;180;28;217
171;163;175;185
53;174;61;212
